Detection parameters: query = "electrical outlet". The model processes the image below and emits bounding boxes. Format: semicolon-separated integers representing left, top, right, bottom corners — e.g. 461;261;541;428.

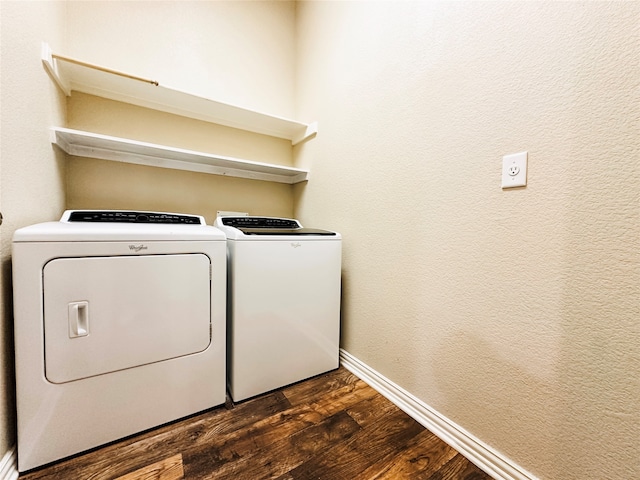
502;151;527;189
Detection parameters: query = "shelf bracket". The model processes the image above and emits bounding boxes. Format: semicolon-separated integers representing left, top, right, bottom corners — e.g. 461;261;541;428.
292;121;318;146
42;42;71;95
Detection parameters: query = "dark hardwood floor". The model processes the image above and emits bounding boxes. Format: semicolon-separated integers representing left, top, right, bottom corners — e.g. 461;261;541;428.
19;367;493;479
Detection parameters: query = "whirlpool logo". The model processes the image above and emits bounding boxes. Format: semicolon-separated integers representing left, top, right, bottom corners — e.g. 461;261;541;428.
128;244;148;252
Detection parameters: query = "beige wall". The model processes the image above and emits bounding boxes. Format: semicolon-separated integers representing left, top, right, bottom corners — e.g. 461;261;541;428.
63;0;299;221
0;0;67;454
64;94;295;222
65;0;297;119
295;2;639;479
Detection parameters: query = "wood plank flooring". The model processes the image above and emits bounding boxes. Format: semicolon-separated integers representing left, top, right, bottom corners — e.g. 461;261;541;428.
19;367;493;480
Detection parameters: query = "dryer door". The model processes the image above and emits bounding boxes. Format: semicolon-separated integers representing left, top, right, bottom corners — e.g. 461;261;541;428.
43;253;211;383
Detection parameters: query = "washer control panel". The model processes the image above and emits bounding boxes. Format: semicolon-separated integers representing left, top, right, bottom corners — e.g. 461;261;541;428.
220;217;302;229
218;216;336;236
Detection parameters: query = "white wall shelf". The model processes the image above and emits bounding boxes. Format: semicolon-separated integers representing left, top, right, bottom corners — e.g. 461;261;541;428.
52;127;309;185
42;43;317;146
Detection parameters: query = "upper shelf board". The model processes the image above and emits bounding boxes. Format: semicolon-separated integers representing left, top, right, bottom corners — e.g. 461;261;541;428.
42;43;317;145
52;127;309;185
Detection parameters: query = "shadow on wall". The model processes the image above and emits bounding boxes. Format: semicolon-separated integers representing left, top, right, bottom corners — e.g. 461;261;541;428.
338;268;349;350
432;331;561;479
1;257;17;445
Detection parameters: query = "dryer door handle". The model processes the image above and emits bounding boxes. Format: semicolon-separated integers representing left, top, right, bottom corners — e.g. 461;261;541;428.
68;302;89;338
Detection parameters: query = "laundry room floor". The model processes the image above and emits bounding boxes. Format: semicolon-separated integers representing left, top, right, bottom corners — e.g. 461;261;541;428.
18;367;493;479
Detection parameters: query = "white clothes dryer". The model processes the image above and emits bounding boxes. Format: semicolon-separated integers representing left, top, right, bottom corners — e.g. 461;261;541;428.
12;210;227;472
214;216;341;402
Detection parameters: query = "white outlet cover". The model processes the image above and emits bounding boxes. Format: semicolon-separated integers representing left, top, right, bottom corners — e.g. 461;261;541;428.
502;151;527;189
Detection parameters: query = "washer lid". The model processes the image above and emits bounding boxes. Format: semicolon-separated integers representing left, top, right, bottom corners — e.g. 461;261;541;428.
215;216;340;239
236;227;336;236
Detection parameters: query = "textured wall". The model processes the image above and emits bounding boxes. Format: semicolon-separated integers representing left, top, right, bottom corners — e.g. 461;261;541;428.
66;0;296;118
63;1;298;220
294;2;639;479
0;0;67;453
65;94;295;222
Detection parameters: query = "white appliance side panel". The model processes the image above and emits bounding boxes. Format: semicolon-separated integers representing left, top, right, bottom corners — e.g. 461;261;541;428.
44;254;211;383
229;239;341;401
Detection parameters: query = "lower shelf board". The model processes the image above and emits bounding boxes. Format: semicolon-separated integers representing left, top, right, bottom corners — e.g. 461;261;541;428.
51;127;309;184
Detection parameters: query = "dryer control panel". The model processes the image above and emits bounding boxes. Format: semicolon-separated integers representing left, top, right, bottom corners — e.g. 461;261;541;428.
63;210;204;225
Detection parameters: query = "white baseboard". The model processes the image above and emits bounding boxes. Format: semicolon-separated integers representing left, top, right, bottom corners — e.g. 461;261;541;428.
0;447;18;480
339;349;538;480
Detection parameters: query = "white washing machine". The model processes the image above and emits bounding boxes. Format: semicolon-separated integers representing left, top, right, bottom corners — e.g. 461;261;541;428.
214;216;341;402
12;210;227;472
